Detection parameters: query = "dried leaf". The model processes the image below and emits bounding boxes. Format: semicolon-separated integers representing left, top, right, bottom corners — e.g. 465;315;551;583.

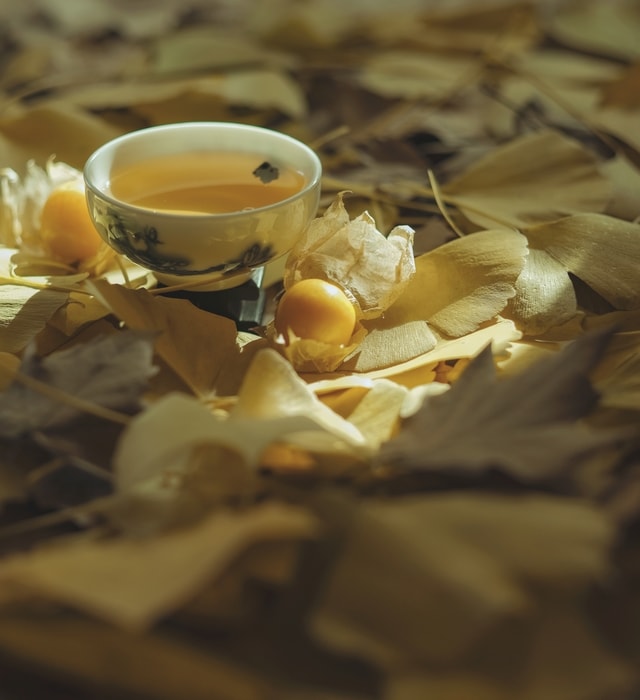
601;155;640;221
504;247;578;336
69;71;307;124
114;352;368;490
547;1;640;61
381;229;528;338
310;492;613;668
0;502;318;630
0;285;68;353
442;130;611;229
525;214;640;310
378;328;621;481
0;101;122;170
340;379;408;449
357;50;478;101
150;26;297;75
0;611;269;700
89;281;243;397
232;348;369;455
385;604;634;700
0;330;156;439
341;320;437;373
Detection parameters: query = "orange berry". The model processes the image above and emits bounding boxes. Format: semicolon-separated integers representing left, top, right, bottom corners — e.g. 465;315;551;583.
275;278;356;345
40;183;103;265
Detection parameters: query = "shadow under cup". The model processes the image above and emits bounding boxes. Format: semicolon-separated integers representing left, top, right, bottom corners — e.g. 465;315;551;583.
83;122;323;291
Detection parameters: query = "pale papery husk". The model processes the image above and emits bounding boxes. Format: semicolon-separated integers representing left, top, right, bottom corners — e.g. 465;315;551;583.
271;194;416;371
283;193;416;320
267;320;368;373
1;157;121;279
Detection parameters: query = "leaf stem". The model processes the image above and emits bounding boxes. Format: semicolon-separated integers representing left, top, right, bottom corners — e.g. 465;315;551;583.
10;370;131;426
427;169;466;238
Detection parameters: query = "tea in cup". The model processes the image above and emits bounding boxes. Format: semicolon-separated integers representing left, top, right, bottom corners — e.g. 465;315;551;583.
84;121;322;290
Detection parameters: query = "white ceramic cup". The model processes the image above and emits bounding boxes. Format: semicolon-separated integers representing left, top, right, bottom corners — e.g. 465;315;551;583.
84;121;322;290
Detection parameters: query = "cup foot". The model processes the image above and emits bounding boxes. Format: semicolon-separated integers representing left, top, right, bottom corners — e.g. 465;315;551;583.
153;267;262;292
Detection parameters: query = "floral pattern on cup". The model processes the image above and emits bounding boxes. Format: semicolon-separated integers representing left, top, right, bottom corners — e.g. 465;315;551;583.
91;202;275;276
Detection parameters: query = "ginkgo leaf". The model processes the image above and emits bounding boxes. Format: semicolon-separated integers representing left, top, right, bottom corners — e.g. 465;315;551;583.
114;393;320;489
0;330;156;439
357;50;478;100
341;320;437;373
89;280;243;397
115;355;368;491
150;26;297;75
379;229;528;339
385;603;633;700
232;347;369;454
0;285;68;353
441;130;611;229
504;247;578;335
525;214;640;310
310;492;613;668
0;502;318;630
0;102;122;170
546;1;640;61
377;328;622;481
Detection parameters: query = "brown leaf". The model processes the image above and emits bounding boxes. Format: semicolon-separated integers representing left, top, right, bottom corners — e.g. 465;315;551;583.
378;328;621;481
0;502;318;630
310;492;613;668
0;330;156;439
385;603;634;700
0;611;270;700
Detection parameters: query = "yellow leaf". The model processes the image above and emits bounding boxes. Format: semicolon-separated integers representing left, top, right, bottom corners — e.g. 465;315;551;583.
442;130;611;229
385;229;528;338
341;320;437;373
547;1;640;61
358;50;478;101
150;27;297;75
233;348;369;453
525;214;640;310
504;248;577;336
0;101;122;170
0;252;69;354
89;281;241;397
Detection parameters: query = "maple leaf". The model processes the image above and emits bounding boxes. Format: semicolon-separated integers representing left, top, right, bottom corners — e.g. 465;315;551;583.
377;327;624;481
0;330;157;439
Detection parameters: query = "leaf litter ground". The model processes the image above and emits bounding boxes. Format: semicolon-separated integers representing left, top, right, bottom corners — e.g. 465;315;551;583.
1;1;640;699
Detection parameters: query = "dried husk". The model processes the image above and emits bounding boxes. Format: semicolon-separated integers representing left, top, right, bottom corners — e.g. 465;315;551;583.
271;194;416;371
283;194;416;320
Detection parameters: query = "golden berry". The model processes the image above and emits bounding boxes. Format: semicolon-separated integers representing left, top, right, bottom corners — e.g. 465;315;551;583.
275;278;356;345
40;183;103;265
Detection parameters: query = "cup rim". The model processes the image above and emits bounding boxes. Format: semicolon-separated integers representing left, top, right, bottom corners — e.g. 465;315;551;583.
83;121;323;220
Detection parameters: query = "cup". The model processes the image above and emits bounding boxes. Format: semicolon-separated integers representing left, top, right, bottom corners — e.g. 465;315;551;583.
83;121;322;290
